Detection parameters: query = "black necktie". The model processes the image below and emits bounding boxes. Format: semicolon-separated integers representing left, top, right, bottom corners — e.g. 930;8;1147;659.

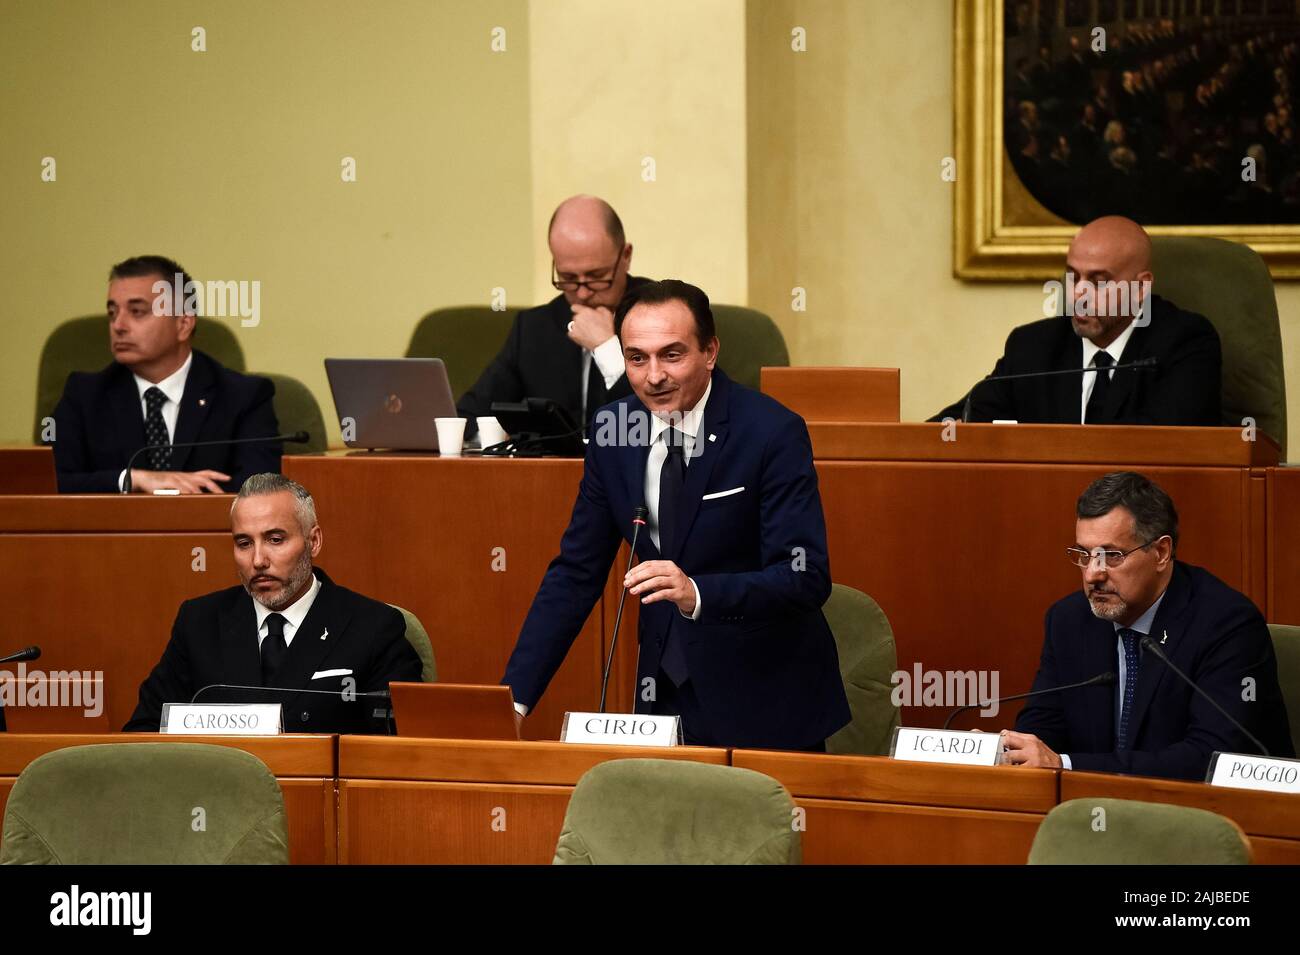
261;613;288;685
143;386;172;469
657;428;689;686
1084;351;1115;424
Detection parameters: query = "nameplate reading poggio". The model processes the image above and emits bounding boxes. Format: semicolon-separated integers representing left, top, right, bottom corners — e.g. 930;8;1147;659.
561;712;680;747
160;703;282;735
890;727;1002;766
1208;752;1300;794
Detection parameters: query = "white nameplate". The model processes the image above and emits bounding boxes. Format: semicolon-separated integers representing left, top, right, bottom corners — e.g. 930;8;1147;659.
561;712;680;747
160;703;282;735
1208;752;1300;794
890;726;1002;766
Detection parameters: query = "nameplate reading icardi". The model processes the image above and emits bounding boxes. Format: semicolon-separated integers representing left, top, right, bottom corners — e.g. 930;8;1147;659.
160;703;283;735
561;712;681;747
890;727;1002;766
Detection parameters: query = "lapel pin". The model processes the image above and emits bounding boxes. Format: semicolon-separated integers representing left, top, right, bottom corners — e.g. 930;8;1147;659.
708;433;716;442
198;398;207;407
1160;629;1169;645
320;627;329;641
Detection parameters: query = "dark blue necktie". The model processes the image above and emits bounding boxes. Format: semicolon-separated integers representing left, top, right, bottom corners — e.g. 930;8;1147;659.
261;613;288;686
143;386;172;470
657;428;688;685
1116;627;1141;750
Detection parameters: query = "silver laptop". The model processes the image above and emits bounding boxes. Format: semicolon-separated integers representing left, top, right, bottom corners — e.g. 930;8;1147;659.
324;358;457;451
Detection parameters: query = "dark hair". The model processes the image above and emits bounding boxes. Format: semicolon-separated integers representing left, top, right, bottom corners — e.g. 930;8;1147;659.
614;279;716;348
109;255;197;317
1077;471;1179;551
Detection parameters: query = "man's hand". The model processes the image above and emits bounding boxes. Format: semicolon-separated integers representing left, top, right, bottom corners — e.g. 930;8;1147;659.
999;729;1062;768
130;469;231;494
566;303;616;352
625;560;696;615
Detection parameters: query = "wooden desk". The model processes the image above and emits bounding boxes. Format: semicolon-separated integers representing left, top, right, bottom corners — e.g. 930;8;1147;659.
0;733;337;864
336;736;727;864
0;496;235;729
733;750;1057;864
1268;466;1300;625
760;367;900;422
1061;770;1300;864
0;448;56;494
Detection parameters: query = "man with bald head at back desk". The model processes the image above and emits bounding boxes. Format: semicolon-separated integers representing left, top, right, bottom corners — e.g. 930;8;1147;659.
933;216;1222;426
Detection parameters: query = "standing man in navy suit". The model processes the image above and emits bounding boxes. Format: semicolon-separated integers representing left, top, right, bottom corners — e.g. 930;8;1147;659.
502;279;850;750
51;255;280;493
1005;472;1293;780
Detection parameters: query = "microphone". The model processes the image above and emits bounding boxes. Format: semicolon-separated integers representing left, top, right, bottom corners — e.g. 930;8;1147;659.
0;646;41;665
960;357;1158;422
1139;635;1270;757
942;671;1115;730
122;431;310;493
189;682;396;734
598;505;649;713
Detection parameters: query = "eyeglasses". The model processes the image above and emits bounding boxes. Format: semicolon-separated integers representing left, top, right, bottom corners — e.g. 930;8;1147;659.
551;256;622;293
1065;538;1165;569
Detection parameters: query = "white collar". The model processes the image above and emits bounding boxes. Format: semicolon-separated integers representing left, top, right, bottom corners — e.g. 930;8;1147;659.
253;570;322;634
133;351;193;406
649;377;713;445
1081;318;1138;370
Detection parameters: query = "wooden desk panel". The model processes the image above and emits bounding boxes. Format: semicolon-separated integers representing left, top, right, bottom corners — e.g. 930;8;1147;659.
1061;770;1300;864
760;367;900;422
0;449;57;494
0;734;336;864
337;736;727;864
283;455;605;741
1268;467;1300;625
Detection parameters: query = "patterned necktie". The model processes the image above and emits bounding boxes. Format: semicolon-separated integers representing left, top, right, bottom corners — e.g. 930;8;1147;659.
657;427;689;685
143;386;172;470
1084;351;1115;424
261;613;288;686
1116;628;1141;750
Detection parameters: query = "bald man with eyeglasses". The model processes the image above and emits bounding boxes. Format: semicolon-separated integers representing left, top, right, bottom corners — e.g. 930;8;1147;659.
457;195;650;436
1002;471;1292;780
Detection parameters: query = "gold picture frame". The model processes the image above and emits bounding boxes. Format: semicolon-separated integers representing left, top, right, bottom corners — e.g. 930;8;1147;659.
954;0;1300;280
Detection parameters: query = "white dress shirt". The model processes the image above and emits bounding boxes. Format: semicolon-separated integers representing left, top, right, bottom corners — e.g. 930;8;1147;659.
580;336;627;418
1079;319;1138;423
253;571;322;651
118;352;193;490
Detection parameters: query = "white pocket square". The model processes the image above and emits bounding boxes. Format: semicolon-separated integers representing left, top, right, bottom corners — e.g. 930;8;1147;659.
702;486;745;501
311;668;353;679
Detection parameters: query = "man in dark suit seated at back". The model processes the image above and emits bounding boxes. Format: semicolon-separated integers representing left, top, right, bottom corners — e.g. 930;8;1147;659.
457;195;649;435
501;279;850;750
932;216;1222;426
52;255;280;493
126;473;422;733
1002;471;1293;780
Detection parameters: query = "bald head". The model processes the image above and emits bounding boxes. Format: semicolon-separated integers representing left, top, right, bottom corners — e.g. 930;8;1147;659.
548;195;625;254
1065;216;1154;347
1068;216;1152;277
547;195;632;309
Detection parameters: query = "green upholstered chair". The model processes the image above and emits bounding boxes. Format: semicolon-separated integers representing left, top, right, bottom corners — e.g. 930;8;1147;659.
392;604;437;683
1149;236;1287;456
254;372;328;454
406;307;519;400
34;316;247;442
0;742;288;864
1268;624;1300;751
1028;797;1252;865
405;303;790;399
822;584;901;755
553;758;800;865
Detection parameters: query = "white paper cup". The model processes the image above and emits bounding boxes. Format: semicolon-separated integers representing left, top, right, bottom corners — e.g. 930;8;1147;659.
476;415;509;448
435;417;467;456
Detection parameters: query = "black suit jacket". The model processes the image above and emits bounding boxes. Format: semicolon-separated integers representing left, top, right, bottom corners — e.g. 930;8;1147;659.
52;348;281;493
1016;561;1294;780
502;370;851;750
124;568;422;734
456;278;649;431
931;295;1222;425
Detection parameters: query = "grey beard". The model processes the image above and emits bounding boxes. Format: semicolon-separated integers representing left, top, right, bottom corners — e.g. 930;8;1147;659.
249;552;314;611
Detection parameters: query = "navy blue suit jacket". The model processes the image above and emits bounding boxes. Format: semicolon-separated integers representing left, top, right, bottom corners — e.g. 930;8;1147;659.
502;370;850;749
1016;561;1293;780
51;348;281;493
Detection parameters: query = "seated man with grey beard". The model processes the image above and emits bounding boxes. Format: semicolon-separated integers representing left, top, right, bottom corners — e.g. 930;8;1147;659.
125;473;421;733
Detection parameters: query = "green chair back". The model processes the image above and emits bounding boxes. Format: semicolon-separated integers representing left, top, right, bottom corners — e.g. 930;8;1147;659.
1268;623;1300;750
553;758;800;864
1150;236;1286;456
391;604;437;683
1028;797;1251;864
406;303;790;399
822;584;901;755
0;742;288;864
255;372;327;454
35;316;246;442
